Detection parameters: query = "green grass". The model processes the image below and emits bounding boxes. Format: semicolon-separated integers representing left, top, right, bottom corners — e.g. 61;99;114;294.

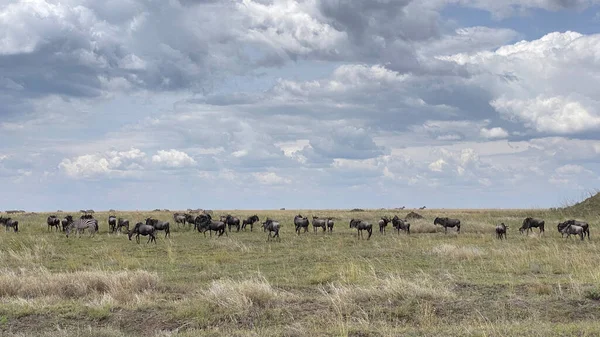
0;208;599;336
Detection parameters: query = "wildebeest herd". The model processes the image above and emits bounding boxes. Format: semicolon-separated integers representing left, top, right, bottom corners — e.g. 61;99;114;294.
0;211;593;243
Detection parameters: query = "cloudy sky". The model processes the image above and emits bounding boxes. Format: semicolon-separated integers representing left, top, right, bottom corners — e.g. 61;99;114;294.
2;0;600;211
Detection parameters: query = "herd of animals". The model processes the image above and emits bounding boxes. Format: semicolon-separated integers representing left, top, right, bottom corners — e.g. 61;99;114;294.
0;212;593;244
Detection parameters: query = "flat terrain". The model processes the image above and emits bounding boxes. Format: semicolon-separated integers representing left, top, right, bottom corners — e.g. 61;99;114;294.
1;208;600;336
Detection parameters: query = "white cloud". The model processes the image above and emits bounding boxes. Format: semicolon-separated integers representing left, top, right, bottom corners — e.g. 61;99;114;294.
58;148;147;179
253;172;291;185
480;127;509;139
151;149;196;168
428;159;447;172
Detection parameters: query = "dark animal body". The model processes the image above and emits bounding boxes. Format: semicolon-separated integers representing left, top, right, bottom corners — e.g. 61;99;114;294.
47;215;61;231
312;216;327;233
242;215;259;231
145;218;170;238
117;218;130;232
391;215;410;234
195;214;227;237
558;220;590;240
434;217;461;234
128;222;156;244
108;215;117;232
520;218;545;235
223;215;241;232
378;217;390;234
496;223;508;240
294;215;309;234
263;218;280;241
0;217;18;232
349;219;372;240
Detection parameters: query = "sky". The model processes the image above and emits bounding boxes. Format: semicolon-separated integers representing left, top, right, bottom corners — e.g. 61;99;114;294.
2;0;600;211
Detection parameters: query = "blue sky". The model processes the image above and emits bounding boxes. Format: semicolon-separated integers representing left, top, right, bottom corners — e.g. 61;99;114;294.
2;0;600;211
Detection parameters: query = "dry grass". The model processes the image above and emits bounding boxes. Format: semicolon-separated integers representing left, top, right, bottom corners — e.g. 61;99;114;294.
431;243;485;260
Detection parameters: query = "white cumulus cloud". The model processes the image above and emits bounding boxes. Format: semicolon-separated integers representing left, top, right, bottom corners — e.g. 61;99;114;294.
152;149;196;168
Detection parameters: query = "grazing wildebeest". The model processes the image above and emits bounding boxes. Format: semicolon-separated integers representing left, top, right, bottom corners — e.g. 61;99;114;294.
558;220;590;240
195;214;227;237
312;216;327;233
65;218;97;238
326;218;334;233
242;215;259;231
419;206;426;210
349;219;372;240
223;215;241;232
0;217;18;232
378;216;391;234
185;214;196;229
62;215;73;232
145;218;170;238
557;222;585;241
173;213;187;228
519;217;545;235
128;222;156;244
47;215;61;231
117;218;130;232
263;218;280;241
434;217;461;234
391;215;410;234
108;215;117;233
294;215;309;234
496;223;508;240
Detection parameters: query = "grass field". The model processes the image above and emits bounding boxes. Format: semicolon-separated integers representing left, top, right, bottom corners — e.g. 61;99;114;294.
1;207;600;336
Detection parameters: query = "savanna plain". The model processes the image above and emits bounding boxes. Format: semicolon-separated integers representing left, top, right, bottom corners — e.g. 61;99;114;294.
2;202;600;337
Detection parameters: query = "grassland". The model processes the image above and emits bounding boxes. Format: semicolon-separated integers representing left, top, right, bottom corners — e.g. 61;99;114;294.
1;207;600;336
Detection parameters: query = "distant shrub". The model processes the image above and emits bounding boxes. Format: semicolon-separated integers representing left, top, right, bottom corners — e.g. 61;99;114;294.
350;208;364;212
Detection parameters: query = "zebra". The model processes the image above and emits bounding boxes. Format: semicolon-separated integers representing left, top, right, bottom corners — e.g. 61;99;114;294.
65;218;98;238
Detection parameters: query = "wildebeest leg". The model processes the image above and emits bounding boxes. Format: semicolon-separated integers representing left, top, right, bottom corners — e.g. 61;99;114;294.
444;226;447;234
457;225;460;234
367;228;372;240
136;234;141;244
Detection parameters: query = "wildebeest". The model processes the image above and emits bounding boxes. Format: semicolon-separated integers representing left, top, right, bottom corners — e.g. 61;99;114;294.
349;219;372;240
326;218;334;232
519;218;545;235
263;218;280;241
434;217;461;234
378;216;391;234
419;206;426;210
62;215;73;232
496;223;508;240
128;222;156;244
294;215;309;234
47;215;61;231
557;222;585;241
185;214;197;229
117;218;130;232
558;220;590;240
65;218;97;238
223;215;241;232
391;215;410;234
312;216;327;233
242;215;259;231
195;214;227;237
173;213;187;228
80;213;94;219
145;218;170;238
0;217;18;232
108;215;117;233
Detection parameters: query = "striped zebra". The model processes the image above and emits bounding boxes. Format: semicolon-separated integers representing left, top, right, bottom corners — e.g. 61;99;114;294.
65;218;98;238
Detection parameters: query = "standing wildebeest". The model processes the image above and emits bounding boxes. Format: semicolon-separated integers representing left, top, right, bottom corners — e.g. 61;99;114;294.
558;220;590;240
62;215;73;232
434;217;461;234
294;215;309;234
378;216;391;234
65;218;97;238
557;222;585;241
391;215;410;234
496;223;508;240
117;218;130;232
419;206;426;210
223;215;241;232
195;214;227;237
47;215;60;231
185;214;197;229
128;222;156;244
349;219;372;240
108;215;117;233
145;218;170;238
326;218;334;233
173;213;187;228
263;218;281;241
242;215;259;231
519;218;545;235
0;217;18;232
312;216;327;233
